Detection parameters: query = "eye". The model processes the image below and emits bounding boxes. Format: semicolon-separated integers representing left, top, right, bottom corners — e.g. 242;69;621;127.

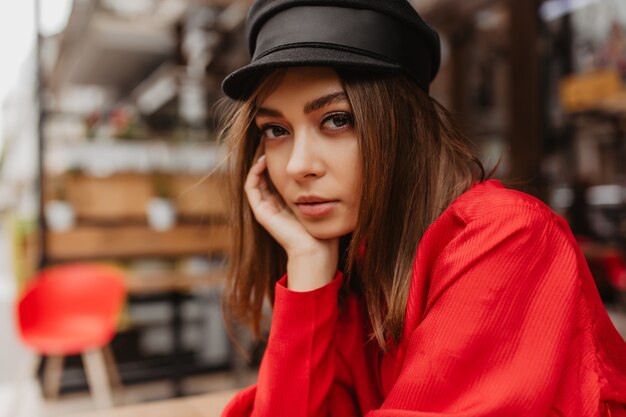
260;124;290;139
321;112;353;131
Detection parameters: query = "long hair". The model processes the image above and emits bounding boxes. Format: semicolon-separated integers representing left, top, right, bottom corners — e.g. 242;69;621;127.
220;69;485;349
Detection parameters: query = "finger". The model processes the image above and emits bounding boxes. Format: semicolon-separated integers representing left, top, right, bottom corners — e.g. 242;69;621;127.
245;160;288;219
245;154;267;192
253;159;281;207
251;157;286;206
245;155;270;208
252;139;265;164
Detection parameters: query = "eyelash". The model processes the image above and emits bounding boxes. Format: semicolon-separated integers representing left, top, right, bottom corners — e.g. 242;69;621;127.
257;111;354;140
321;112;354;130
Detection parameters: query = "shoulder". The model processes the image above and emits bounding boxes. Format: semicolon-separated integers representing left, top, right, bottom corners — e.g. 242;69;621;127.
420;180;582;299
420;180;577;263
408;180;583;333
449;180;557;227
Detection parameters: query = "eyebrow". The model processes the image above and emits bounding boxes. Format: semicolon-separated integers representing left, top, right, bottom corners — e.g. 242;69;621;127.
256;91;348;118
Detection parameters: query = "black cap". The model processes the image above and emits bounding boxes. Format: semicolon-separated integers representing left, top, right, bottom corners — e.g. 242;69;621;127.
222;0;441;100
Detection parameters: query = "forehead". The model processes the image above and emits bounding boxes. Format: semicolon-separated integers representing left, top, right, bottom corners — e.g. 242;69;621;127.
258;67;344;108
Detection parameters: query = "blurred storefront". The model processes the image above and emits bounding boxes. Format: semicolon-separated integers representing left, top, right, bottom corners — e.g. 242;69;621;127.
0;0;625;413
418;0;626;305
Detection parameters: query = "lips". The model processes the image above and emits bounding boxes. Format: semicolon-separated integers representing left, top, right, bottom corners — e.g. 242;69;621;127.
294;196;338;217
295;196;334;204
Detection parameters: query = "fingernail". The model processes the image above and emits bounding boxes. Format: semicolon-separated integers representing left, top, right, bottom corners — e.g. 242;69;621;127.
257;155;266;164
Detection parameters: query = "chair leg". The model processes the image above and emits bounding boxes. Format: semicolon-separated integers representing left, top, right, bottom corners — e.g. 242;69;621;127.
82;349;114;409
102;345;122;390
30;354;42;379
42;355;64;400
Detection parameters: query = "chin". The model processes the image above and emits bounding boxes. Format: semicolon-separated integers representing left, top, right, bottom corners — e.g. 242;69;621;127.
302;219;355;240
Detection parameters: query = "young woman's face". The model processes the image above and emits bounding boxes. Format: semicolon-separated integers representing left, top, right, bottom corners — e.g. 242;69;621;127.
255;67;362;240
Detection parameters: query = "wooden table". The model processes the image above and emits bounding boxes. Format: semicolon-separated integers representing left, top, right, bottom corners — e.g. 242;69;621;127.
68;389;238;417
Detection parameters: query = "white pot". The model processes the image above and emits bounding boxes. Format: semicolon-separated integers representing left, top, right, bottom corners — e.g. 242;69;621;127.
146;197;176;231
44;200;75;232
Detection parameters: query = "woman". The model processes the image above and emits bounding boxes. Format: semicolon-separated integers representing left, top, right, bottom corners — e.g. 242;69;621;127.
219;0;626;415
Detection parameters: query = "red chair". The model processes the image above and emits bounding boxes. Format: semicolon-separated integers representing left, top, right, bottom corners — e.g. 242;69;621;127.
16;263;126;408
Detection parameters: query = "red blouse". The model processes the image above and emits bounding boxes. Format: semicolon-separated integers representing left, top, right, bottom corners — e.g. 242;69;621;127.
222;180;626;417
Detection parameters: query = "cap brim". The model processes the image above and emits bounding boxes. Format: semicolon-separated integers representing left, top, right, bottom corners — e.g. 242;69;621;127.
222;46;403;100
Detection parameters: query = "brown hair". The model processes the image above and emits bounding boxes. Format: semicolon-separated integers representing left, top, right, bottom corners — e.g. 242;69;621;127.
219;69;485;349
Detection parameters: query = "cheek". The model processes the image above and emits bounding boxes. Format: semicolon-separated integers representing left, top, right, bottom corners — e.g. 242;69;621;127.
337;146;362;202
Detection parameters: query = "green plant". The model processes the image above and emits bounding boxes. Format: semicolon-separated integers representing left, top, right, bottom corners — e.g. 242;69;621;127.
152;173;172;199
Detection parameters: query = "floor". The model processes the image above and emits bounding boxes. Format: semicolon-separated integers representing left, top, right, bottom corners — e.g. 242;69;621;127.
43;368;258;417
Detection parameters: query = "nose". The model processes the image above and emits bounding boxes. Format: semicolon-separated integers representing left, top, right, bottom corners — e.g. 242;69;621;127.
286;128;325;180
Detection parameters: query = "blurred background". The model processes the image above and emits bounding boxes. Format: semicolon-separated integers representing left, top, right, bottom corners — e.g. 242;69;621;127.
1;0;625;416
